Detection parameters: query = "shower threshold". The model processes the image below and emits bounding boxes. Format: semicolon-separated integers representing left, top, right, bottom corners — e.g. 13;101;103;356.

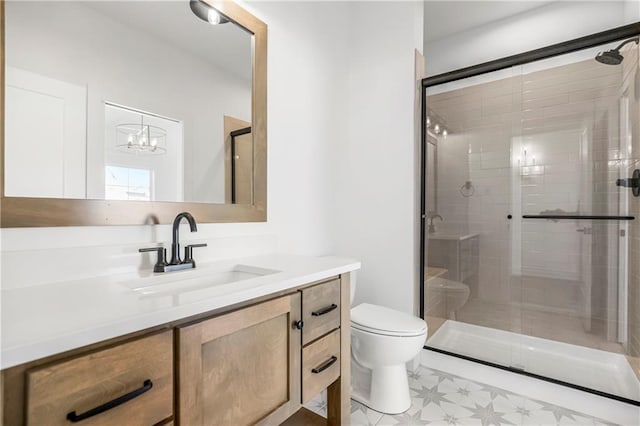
426;320;640;405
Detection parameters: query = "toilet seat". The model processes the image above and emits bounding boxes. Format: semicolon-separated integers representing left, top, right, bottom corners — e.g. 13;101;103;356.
427;277;469;292
351;303;427;337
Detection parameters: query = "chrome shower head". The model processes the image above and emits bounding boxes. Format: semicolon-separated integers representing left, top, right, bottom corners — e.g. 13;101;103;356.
595;37;639;65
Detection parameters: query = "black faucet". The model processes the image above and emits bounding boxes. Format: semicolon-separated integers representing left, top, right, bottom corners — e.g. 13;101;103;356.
139;212;207;273
170;212;197;265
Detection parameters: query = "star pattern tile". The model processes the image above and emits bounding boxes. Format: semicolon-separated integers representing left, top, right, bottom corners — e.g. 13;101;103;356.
515;406;530;417
485;385;514;401
536;401;581;423
435;370;459;383
408;370;423;380
303;366;620;425
458;387;471;397
415;384;454;407
465;402;516;426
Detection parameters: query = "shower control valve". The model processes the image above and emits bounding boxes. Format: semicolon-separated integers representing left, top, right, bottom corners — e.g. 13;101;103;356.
616;169;640;197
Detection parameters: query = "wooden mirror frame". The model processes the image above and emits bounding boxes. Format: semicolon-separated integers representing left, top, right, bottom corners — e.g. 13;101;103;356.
0;0;267;227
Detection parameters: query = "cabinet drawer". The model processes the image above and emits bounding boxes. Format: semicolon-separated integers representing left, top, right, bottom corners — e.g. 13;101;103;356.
302;329;340;403
26;331;173;426
302;278;341;345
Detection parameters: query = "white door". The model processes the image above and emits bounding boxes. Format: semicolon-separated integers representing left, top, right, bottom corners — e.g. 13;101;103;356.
5;67;86;198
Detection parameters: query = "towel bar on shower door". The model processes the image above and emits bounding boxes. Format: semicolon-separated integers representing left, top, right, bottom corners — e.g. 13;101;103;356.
520;215;635;220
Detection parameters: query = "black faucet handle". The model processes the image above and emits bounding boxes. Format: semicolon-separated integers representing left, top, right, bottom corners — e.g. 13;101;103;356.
183;243;207;265
139;246;168;273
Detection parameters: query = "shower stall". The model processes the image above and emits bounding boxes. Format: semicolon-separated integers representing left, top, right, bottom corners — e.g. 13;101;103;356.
421;25;640;405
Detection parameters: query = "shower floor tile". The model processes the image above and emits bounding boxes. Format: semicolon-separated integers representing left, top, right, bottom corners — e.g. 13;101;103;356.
304;366;619;425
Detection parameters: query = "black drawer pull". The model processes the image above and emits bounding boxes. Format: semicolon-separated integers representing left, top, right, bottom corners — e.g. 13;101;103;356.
311;304;338;317
66;379;153;423
312;356;338;374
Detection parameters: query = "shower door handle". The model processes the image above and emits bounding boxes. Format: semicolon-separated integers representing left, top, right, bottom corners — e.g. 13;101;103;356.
576;227;592;234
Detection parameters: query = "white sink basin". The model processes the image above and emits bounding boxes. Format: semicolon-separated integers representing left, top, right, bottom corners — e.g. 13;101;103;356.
121;264;280;296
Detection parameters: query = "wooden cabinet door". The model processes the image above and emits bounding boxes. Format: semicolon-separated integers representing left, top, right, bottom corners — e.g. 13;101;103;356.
177;294;302;426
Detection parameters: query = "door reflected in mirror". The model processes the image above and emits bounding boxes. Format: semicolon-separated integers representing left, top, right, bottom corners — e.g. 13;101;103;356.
4;0;253;204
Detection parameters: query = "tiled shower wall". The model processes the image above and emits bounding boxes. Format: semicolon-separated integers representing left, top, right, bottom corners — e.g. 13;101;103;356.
430;78;517;303
428;48;634;334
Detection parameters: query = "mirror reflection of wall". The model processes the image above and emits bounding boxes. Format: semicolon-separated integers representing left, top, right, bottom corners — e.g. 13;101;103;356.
4;0;252;204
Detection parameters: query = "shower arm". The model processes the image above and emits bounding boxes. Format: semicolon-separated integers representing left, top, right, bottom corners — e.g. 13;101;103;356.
613;37;639;51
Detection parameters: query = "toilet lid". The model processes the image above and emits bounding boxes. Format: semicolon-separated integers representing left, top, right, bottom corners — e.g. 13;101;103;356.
351;303;427;337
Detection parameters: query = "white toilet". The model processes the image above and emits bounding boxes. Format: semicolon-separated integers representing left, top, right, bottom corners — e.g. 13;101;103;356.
350;282;428;414
426;277;470;320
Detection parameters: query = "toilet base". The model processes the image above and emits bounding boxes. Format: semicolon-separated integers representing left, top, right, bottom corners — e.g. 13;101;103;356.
352;363;411;415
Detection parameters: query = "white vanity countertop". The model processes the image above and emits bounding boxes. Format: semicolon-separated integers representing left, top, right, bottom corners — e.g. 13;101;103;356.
1;254;360;369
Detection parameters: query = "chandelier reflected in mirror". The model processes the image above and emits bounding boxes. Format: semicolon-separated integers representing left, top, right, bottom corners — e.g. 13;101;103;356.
115;116;167;155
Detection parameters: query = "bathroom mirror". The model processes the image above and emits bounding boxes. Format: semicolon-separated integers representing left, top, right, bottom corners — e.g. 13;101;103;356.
0;0;267;226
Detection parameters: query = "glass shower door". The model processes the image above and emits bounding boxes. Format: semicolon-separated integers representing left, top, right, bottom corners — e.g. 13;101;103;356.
424;65;525;372
515;41;640;402
424;35;640;404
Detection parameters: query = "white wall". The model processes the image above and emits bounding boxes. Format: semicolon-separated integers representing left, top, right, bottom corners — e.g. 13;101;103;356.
424;1;639;77
332;1;424;314
247;1;351;256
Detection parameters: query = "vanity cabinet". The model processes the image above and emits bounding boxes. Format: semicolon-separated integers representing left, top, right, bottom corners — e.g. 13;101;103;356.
302;329;340;403
1;274;352;426
25;331;173;426
177;294;302;426
177;276;348;425
301;278;341;346
300;279;341;403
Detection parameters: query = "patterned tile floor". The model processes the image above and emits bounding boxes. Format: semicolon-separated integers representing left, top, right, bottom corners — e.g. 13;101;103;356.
304;366;618;425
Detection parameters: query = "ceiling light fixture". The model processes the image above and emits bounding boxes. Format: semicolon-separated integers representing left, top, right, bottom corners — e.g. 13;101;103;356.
426;108;451;139
189;0;229;25
116;116;167;155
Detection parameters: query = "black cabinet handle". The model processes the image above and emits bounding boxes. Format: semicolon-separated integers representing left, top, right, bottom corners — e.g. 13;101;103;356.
293;320;304;330
311;304;338;317
312;356;338;374
66;379;153;423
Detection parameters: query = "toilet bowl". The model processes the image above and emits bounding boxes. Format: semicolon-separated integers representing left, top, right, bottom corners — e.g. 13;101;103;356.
426;277;470;320
350;303;427;414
